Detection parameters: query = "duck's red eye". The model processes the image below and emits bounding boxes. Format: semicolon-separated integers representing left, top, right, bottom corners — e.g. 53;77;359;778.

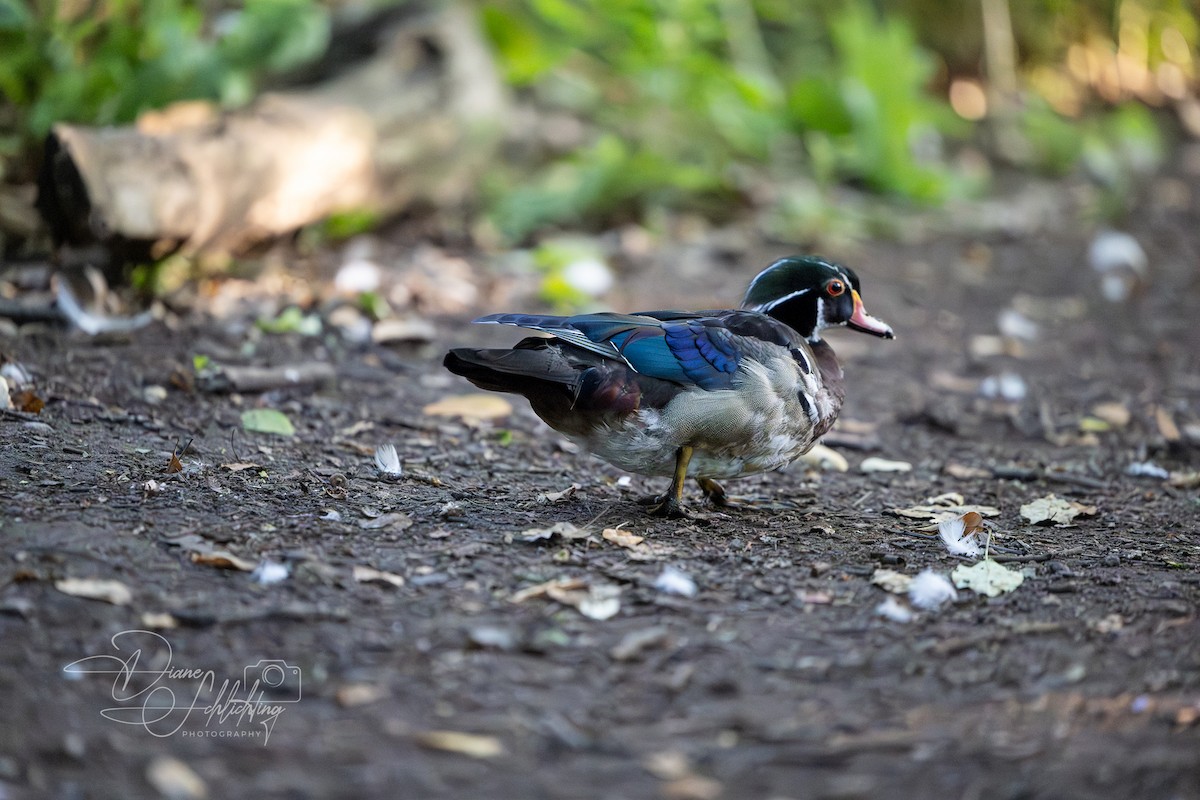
827;279;846;297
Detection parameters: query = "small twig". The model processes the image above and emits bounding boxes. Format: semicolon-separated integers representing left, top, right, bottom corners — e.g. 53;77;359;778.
990;546;1084;563
850;490;874;509
199;363;336;393
1;408;42;423
991;466;1108;490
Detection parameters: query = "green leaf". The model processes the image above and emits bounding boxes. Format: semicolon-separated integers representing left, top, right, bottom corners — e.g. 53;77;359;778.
241;408;295;437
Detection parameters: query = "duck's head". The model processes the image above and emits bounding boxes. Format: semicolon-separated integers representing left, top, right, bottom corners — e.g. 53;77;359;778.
742;255;894;343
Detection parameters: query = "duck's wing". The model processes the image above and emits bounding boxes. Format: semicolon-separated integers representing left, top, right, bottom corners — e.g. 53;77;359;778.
475;310;800;391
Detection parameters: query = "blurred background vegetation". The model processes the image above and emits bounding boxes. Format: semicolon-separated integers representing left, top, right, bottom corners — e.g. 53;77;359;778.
1;0;1196;251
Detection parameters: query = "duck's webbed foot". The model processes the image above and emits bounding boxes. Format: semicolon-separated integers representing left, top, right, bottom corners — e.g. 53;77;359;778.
636;492;689;518
696;477;800;512
646;494;689;519
639;445;694;519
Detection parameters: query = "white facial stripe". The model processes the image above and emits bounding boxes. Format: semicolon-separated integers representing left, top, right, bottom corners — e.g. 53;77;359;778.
753;286;814;312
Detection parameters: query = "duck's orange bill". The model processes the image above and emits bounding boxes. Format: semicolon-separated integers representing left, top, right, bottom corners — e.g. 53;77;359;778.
847;290;894;339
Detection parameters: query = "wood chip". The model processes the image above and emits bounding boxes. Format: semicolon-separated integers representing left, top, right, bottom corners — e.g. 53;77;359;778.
146;756;208;800
414;730;505;758
189;550;257;571
352;565;406;588
1155;406;1182;442
336;683;388;707
55;578;133;606
602;528;645;548
510;577;586;603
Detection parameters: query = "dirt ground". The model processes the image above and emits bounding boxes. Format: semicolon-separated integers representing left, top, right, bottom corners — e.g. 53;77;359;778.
2;162;1199;800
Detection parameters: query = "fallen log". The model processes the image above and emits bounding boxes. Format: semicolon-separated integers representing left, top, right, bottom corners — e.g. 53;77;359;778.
36;3;507;260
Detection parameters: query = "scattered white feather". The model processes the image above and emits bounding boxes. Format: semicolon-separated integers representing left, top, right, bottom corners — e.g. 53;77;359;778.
654;566;697;598
1089;230;1147;276
0;362;32;390
875;596;915;623
1126;461;1169;480
335;258;382;294
908;569;958;610
1088;230;1147;302
979;372;1027;402
374;444;402;477
937;516;983;557
563;257;615;297
251;560;289;586
997;308;1039;341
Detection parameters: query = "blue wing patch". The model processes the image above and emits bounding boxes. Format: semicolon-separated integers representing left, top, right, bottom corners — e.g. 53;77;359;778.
475;312;744;390
660;321;741;389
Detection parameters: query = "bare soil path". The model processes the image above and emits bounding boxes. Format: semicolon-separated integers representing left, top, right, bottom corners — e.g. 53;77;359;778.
2;176;1198;799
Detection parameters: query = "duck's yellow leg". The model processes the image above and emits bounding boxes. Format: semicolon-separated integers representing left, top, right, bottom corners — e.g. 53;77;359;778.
646;445;693;519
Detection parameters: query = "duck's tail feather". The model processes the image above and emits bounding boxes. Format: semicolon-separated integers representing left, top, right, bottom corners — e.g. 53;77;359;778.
444;344;580;395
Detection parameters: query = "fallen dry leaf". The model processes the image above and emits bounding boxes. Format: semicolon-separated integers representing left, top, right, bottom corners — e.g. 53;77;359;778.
166;451;183;473
1020;494;1097;526
891;492;1000;527
951;558;1025;597
538;483;581;503
422;393;512;422
221;462;262;472
510;577;586;603
358;512;413;531
546;582;622;620
55;577;133;606
353;565;406;588
602;528;645;548
189;550;257;571
518;521;589;543
871;568;913;594
13;390;44;414
414;730;505;758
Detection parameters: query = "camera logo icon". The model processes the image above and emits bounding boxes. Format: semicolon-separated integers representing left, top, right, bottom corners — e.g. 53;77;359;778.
244;660;302;702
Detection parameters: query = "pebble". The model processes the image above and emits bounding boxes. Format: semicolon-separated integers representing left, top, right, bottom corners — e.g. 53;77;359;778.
1102;553;1121;567
143;384;168;405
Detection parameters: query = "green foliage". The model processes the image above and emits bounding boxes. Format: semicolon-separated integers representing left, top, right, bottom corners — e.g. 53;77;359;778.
257;306;322;336
790;4;969;202
482;0;974;241
530;236;610;310
488;134;727;241
0;0;329;144
319;208;381;241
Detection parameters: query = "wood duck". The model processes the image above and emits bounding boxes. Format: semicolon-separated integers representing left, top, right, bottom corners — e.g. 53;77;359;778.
444;255;894;518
